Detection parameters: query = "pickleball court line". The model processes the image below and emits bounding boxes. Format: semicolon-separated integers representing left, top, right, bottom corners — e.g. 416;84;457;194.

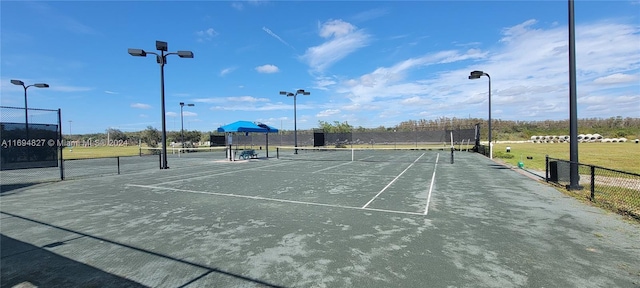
361;153;425;209
423;153;439;215
126;184;425;216
153;161;293;186
312;161;353;174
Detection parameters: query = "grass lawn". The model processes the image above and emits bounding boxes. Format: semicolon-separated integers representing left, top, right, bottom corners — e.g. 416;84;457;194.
491;142;640;174
62;146;143;159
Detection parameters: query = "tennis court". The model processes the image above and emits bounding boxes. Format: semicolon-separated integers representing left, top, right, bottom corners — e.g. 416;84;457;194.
1;149;639;287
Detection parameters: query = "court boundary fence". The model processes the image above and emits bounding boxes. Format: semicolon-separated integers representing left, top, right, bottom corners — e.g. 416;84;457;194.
545;156;640;219
0;106;63;188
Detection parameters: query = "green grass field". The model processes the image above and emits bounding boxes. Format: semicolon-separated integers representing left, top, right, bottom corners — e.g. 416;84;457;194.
491;142;640;174
63;146;142;159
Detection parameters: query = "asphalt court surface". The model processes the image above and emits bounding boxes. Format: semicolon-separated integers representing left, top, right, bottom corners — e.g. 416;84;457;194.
1;151;639;287
126;151;439;215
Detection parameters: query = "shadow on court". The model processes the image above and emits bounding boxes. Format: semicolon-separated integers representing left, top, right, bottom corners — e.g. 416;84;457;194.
1;234;146;288
0;211;285;288
1;182;62;195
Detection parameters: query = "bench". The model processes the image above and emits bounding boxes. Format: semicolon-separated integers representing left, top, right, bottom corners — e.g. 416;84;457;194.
238;149;258;160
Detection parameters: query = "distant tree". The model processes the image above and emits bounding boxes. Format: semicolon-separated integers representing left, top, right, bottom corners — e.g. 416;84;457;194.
106;128;126;142
318;121;353;133
141;126;161;148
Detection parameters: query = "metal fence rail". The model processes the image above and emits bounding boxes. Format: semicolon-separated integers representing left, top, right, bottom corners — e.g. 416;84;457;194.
546;156;640;219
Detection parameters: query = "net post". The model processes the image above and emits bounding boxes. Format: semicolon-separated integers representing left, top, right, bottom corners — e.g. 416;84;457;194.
450;146;454;164
277;147;280;159
351;148;354;162
117;156;121;175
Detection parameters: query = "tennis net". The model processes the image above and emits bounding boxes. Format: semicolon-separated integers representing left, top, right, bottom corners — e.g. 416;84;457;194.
276;146;452;163
140;146;227;158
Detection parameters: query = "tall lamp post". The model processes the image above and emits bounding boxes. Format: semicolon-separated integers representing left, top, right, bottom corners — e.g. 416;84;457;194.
128;41;194;169
468;70;492;159
179;102;194;149
11;79;49;134
280;89;310;153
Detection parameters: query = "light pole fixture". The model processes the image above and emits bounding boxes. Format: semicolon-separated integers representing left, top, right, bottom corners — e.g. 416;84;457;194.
11;79;49;134
468;70;492;159
280;89;310;154
179;102;194;149
128;41;194;169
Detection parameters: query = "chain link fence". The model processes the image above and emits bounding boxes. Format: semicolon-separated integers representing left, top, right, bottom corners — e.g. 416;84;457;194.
1;106;62;192
546;156;640;219
223;128;477;149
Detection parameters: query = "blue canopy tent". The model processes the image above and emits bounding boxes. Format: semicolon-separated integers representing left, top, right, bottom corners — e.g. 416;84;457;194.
216;121;278;133
216;121;278;159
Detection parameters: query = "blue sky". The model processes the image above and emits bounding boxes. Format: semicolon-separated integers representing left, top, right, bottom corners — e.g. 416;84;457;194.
1;1;639;135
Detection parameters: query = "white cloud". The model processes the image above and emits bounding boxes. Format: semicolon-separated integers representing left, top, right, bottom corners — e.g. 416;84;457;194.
182;111;197;117
323;18;639;124
314;76;337;91
210;102;291;112
131;103;151;109
49;85;92;92
193;96;270;104
317;109;341;117
302;19;370;72
262;27;293;49
196;28;219;42
255;64;279;73
227;96;270;103
104;90;118;94
593;73;639;85
220;67;236;76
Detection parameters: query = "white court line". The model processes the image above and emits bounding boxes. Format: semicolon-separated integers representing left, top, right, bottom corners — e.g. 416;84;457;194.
424;153;439;215
154;161;293;186
259;169;398;179
312;161;353;174
126;184;425;216
361;153;425;209
140;166;240;184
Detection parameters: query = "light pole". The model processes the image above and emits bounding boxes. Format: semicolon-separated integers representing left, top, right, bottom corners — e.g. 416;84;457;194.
280;89;310;153
468;70;492;159
180;102;194;149
568;0;581;190
11;79;49;134
128;41;194;169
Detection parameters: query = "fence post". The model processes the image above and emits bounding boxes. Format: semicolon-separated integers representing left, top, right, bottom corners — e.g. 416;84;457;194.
58;108;65;181
590;166;595;201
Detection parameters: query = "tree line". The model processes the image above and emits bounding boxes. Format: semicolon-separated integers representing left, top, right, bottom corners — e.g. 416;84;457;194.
65;116;640;147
